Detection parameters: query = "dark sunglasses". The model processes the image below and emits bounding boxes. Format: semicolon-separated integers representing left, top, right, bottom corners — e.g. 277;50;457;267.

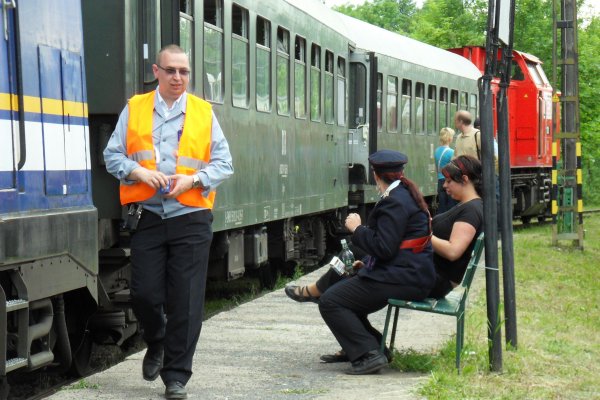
157;64;190;77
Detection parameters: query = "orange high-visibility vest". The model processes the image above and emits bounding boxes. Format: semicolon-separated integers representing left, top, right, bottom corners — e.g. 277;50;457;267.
120;91;216;209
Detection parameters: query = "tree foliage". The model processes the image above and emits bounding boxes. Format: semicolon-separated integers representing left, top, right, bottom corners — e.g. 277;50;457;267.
334;0;418;35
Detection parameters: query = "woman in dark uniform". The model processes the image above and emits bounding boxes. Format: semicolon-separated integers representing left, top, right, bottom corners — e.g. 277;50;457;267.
287;150;435;375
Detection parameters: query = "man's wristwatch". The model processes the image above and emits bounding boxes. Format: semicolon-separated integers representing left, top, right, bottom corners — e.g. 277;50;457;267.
192;174;201;189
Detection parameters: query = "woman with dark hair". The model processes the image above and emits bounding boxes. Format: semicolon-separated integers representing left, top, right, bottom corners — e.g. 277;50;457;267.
285;149;436;375
429;154;483;298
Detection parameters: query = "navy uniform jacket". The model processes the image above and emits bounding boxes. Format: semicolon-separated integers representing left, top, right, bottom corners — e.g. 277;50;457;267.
352;183;436;290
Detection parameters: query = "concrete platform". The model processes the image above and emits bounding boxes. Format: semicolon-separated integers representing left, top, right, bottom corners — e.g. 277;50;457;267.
48;264;478;400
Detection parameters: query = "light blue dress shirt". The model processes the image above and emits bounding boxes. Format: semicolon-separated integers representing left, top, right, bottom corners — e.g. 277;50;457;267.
103;90;233;219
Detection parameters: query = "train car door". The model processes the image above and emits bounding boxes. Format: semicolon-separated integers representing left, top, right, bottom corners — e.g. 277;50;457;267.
348;51;370;184
0;2;18;194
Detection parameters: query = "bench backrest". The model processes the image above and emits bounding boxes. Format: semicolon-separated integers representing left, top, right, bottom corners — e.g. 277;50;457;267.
458;233;485;291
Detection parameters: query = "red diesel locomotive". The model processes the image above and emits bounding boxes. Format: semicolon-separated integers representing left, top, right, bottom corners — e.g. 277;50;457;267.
449;46;556;223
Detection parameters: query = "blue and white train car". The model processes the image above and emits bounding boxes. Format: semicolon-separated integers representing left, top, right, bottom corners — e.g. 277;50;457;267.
1;0;98;384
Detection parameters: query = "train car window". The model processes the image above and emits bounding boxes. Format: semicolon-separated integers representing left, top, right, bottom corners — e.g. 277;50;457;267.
427;85;436;134
439;87;448;129
527;62;542;85
204;0;224;103
416;82;425;134
450;89;459;120
387;76;398;132
377;73;383;132
232;4;249;108
294;36;307;119
142;0;161;85
349;62;366;128
324;51;334;124
256;16;271;112
460;91;468;110
337;56;346;126
401;79;412;134
180;2;194;90
310;44;321;122
204;0;222;26
469;93;478;119
276;27;290;115
511;60;524;81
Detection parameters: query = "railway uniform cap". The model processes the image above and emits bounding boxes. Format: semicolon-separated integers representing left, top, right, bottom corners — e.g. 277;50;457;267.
368;149;408;172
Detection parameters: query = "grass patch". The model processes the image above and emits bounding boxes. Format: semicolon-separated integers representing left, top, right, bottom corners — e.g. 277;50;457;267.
64;379;99;390
394;214;600;399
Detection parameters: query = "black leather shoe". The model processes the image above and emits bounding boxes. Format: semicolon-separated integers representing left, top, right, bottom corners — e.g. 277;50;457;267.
284;285;319;303
142;343;163;381
345;350;388;375
165;381;187;399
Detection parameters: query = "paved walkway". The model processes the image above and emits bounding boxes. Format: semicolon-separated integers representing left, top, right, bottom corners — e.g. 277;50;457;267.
48;264;482;399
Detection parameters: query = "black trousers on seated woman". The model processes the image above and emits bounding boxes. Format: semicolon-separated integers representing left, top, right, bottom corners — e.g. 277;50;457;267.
316;269;429;362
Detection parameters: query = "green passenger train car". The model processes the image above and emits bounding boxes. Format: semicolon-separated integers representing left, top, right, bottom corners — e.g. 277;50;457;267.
85;0;480;287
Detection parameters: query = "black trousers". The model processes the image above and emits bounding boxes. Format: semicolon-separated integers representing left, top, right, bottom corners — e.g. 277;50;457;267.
317;269;429;362
130;209;213;385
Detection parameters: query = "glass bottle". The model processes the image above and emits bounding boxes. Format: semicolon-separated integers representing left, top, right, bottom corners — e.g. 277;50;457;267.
339;239;355;275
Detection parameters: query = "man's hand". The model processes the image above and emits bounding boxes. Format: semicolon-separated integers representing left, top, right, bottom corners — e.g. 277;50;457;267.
164;174;196;198
129;167;170;191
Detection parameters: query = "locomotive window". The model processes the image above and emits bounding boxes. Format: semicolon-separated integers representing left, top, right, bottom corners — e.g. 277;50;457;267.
276;27;290;115
324;50;334;124
416;82;425;134
439;87;448;129
401;79;412;134
427;85;436;134
469;94;478;120
180;2;194;89
310;44;321;122
377;73;383;132
204;0;224;103
349;62;366;128
511;60;524;81
142;0;161;85
450;89;459;120
536;64;550;85
232;4;249;108
294;36;307;119
527;62;542;85
387;76;398;132
256;16;271;112
337;56;346;126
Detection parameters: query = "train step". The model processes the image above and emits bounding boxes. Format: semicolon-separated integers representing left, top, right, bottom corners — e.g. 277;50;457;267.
5;299;28;313
4;358;27;373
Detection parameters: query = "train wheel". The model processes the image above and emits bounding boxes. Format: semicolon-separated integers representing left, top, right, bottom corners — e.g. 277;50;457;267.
521;216;532;225
537;215;547;223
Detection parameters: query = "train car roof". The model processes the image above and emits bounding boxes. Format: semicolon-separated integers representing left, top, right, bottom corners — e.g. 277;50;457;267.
285;0;481;80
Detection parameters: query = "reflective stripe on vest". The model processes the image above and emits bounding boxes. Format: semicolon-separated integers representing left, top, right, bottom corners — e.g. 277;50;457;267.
120;91;216;208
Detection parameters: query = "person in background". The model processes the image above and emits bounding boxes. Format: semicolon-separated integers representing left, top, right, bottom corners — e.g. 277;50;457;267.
434;127;458;213
103;44;233;399
285;150;435;375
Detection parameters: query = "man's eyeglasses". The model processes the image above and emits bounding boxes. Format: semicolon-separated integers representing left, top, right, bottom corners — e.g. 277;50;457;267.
157;64;190;77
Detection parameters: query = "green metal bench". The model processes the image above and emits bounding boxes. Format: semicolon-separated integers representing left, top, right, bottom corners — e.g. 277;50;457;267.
380;233;485;372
